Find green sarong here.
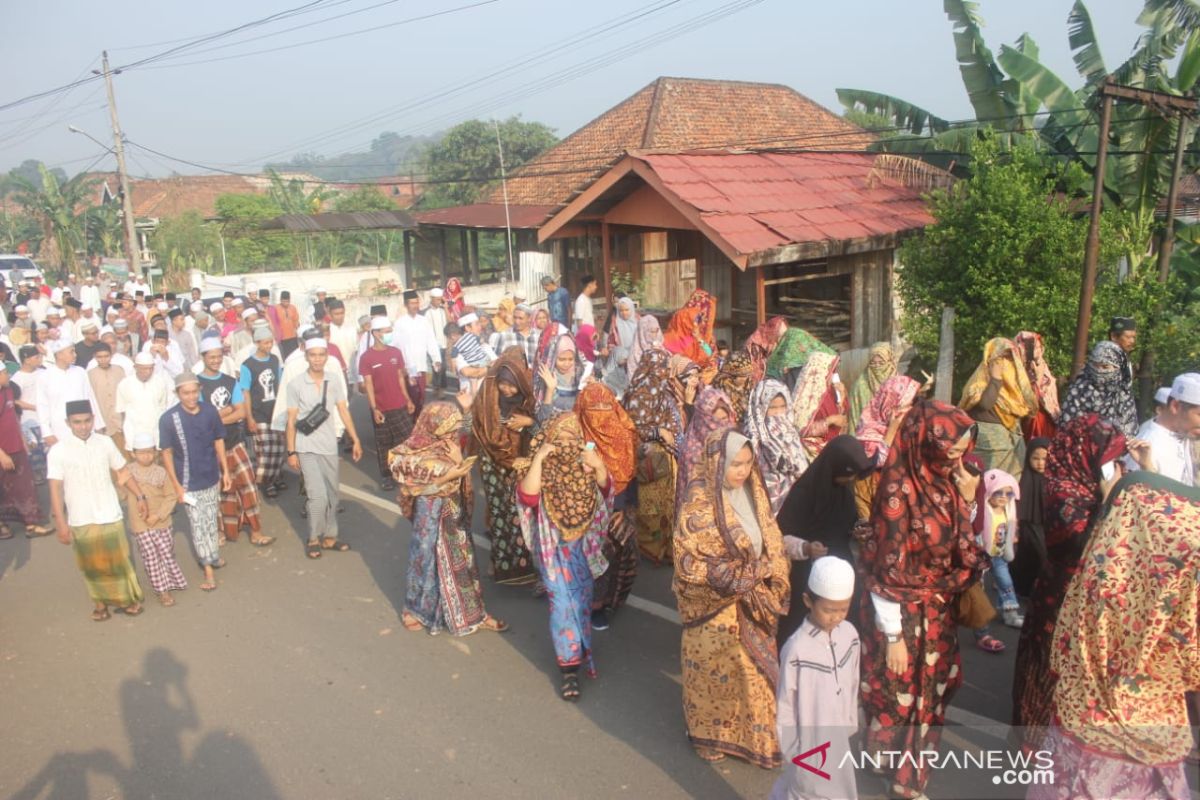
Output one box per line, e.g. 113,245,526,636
72,521,144,606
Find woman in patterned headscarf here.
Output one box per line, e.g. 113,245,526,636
744,379,809,513
743,316,788,383
516,412,612,701
1058,340,1138,437
959,337,1038,478
662,289,717,369
789,351,847,460
676,385,736,507
533,333,593,414
471,349,537,585
847,341,897,431
624,349,695,564
1031,474,1200,800
765,328,834,389
860,399,986,799
601,297,640,397
1010,415,1150,753
673,428,790,767
492,297,515,333
711,350,754,425
1013,331,1060,441
577,382,640,626
391,401,508,636
443,277,465,321
625,313,663,383
852,375,921,518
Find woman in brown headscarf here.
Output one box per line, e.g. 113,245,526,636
674,428,790,767
516,412,612,701
576,382,640,628
471,348,538,585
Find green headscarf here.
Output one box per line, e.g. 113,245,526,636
764,328,834,381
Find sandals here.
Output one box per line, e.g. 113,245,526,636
976,634,1006,653
118,603,144,616
0,523,12,540
401,612,424,632
264,486,279,499
532,581,547,599
91,607,111,622
158,593,176,607
26,524,54,538
695,747,726,763
250,535,275,547
306,542,323,559
321,538,350,552
560,672,580,702
479,615,509,633
200,582,217,592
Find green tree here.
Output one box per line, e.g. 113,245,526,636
418,116,557,209
329,186,403,266
0,210,41,254
151,211,222,288
84,202,124,259
8,165,99,273
897,134,1156,392
213,193,291,273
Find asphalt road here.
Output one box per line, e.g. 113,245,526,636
0,395,1083,800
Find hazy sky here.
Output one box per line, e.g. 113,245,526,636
0,0,1143,177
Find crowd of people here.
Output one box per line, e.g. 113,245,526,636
2,267,1199,800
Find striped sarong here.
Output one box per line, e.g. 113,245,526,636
184,484,222,566
253,428,286,485
133,526,188,594
220,443,261,541
71,521,144,606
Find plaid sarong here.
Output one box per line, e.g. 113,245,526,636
253,429,286,485
373,407,414,478
133,526,188,594
71,521,144,606
220,443,261,541
184,484,222,567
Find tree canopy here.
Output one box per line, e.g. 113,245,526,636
417,116,558,209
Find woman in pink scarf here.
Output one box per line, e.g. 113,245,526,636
852,375,921,518
1013,331,1060,441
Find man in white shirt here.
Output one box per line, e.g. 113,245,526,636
326,300,360,383
573,274,598,332
36,338,102,446
1126,373,1200,486
116,352,172,451
423,288,449,393
141,329,184,379
79,275,101,311
392,289,441,417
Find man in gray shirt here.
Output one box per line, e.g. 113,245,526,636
285,338,362,559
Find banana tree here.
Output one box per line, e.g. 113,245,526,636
8,165,99,273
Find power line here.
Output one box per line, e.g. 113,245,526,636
107,0,360,51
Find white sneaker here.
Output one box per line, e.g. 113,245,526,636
1002,608,1025,629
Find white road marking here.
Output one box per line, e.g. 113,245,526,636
337,481,992,727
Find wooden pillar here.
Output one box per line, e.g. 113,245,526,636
755,267,766,326
438,228,448,285
470,230,480,286
458,229,470,285
601,220,613,310
402,230,412,285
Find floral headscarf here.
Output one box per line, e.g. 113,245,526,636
625,349,686,453
471,348,534,469
533,333,582,401
743,316,788,382
789,351,839,432
668,354,700,408
517,412,598,540
847,342,897,431
959,337,1038,432
1059,341,1138,437
493,297,515,333
711,350,754,423
677,385,735,504
390,401,465,518
626,314,663,380
576,382,639,495
662,290,717,366
1043,414,1127,553
855,375,921,461
864,399,986,602
1013,331,1060,420
744,379,809,512
443,278,465,321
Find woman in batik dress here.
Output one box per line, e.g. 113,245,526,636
392,400,508,636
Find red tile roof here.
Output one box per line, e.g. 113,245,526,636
633,151,933,260
489,77,874,206
412,203,559,229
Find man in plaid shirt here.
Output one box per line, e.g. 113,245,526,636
488,303,538,368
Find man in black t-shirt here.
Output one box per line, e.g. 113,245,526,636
198,340,273,547
239,327,286,497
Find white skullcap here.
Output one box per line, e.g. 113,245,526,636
457,312,478,326
1155,387,1172,406
807,556,855,601
46,307,62,316
131,432,156,450
79,320,99,332
134,352,156,366
429,288,443,297
231,297,244,306
241,307,257,320
199,338,224,354
370,317,392,331
314,285,326,293
1170,372,1200,405
156,302,169,311
100,325,114,335
13,304,28,313
209,302,224,313
190,301,204,312
113,318,128,328
46,339,73,355
305,337,328,350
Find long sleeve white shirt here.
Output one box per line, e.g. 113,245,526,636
392,312,441,378
36,363,102,442
115,372,172,447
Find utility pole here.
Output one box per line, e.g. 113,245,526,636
493,119,515,284
97,51,142,278
1072,79,1114,377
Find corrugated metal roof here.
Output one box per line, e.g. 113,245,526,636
412,203,558,230
259,210,417,232
635,151,934,256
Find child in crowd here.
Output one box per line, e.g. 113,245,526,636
773,556,860,800
1012,438,1049,596
121,432,188,607
973,469,1023,653
714,339,730,371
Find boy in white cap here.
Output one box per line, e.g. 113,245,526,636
773,555,860,800
121,431,188,606
1125,372,1199,486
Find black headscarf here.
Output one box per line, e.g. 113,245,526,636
774,435,873,644
1011,437,1050,595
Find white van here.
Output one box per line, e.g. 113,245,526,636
0,254,47,288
